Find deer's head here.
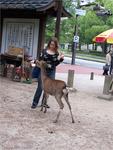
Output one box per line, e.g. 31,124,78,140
36,60,48,69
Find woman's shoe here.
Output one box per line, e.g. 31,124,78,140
31,104,37,109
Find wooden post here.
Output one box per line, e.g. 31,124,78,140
90,72,94,80
103,75,112,95
67,70,74,87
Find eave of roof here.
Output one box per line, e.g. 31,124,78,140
0,0,54,10
0,0,71,17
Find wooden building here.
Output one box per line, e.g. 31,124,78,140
0,0,70,58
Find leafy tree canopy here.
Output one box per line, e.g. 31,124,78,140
45,0,113,46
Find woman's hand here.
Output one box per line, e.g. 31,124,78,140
58,52,64,60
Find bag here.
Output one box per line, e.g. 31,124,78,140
32,66,40,79
103,64,109,71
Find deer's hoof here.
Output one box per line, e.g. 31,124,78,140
44,110,47,113
72,120,75,123
53,120,57,123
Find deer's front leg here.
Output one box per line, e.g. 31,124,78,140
40,93,45,112
44,93,49,113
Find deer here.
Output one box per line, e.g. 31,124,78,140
36,60,75,123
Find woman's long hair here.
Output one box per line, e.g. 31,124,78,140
46,37,59,53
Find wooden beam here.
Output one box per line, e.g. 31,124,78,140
1,9,46,19
37,15,47,58
55,0,62,40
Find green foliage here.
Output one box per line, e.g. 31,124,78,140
101,0,113,11
78,11,102,44
106,17,113,27
60,17,76,43
45,0,113,47
63,0,76,14
45,18,55,42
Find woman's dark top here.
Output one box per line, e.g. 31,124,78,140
39,49,63,72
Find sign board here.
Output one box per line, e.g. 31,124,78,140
73,36,79,43
76,9,86,16
2,19,39,58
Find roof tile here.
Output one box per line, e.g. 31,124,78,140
0,0,54,10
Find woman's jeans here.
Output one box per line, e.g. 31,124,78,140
32,69,56,106
110,65,113,75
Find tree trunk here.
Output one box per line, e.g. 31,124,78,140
79,43,81,51
87,43,89,51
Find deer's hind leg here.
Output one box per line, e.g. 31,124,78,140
53,94,64,123
63,91,75,123
41,92,48,113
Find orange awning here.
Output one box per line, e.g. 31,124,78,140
93,29,113,44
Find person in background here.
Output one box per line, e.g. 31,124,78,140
109,51,113,75
31,37,64,109
103,50,112,75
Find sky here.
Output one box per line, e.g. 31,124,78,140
72,0,96,6
80,0,96,6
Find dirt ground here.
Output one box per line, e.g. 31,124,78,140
0,73,113,150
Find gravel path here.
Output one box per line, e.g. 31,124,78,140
0,73,113,150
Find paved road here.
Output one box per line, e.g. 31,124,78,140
57,63,103,75
63,57,105,70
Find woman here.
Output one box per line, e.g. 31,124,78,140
103,50,112,75
31,37,64,109
109,52,113,75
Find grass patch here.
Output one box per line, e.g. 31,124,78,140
62,50,105,63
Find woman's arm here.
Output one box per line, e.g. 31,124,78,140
54,52,64,66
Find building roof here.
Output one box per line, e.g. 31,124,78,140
0,0,71,17
0,0,55,11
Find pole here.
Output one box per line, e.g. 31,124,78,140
71,0,80,65
71,15,78,65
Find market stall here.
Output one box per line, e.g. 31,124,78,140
0,47,32,82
